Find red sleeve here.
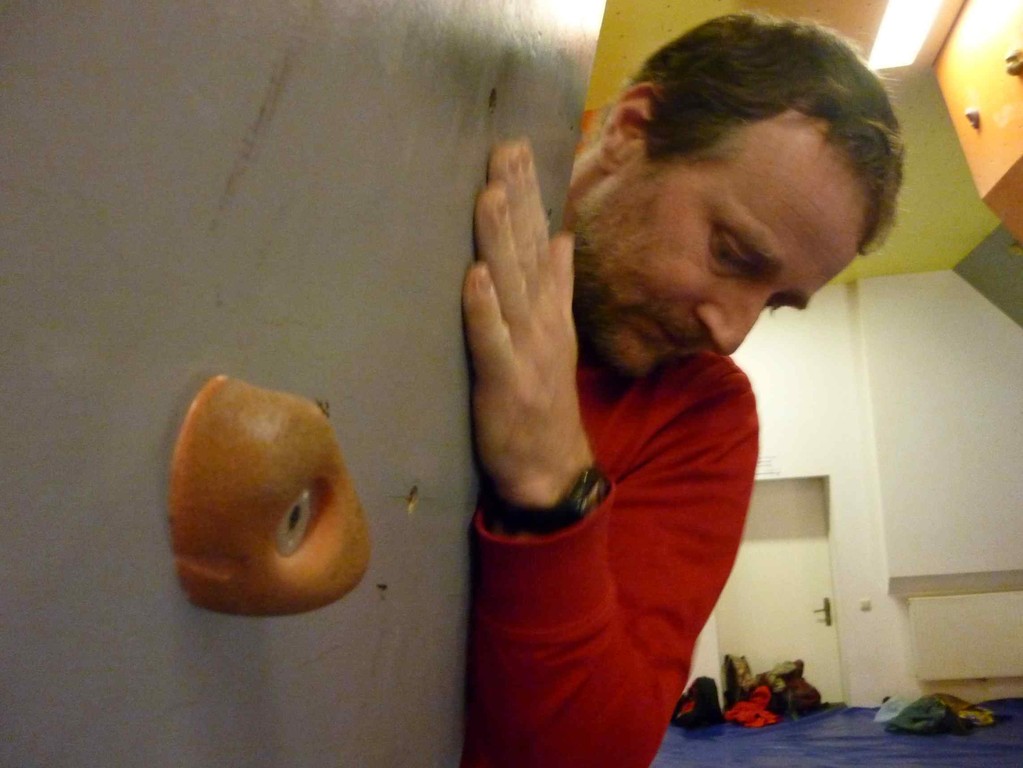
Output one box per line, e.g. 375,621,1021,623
462,355,759,768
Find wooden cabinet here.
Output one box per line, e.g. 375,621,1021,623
935,0,1023,240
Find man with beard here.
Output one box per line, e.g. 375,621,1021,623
459,13,903,768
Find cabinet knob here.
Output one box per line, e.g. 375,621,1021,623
1008,48,1023,77
965,107,981,130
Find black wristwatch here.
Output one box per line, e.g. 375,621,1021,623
491,466,610,535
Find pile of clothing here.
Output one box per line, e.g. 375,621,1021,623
671,656,825,730
876,693,997,734
721,655,824,728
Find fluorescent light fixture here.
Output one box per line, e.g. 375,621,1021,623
868,0,944,70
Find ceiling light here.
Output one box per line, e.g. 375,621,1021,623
868,0,944,70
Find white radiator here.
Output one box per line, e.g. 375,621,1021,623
908,592,1023,680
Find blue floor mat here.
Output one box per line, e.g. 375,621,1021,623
652,698,1023,768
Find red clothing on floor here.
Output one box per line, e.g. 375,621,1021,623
461,352,759,768
725,686,781,728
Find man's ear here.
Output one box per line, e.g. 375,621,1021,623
598,82,658,171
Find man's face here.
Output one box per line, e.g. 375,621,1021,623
573,111,866,377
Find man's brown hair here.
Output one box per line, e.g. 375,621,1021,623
634,13,904,253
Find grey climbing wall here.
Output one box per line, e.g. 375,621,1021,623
0,1,605,765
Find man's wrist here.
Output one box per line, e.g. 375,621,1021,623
488,465,610,535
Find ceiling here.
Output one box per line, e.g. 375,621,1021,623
583,0,1000,283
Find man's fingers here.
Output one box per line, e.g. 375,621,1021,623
489,141,548,291
517,147,551,251
487,140,521,184
549,232,576,313
462,263,514,382
475,184,530,325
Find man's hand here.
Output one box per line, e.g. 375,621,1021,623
463,140,594,511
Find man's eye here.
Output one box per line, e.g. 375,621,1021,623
720,249,749,269
716,240,760,274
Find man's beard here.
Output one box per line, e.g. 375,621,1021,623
573,231,642,376
571,167,707,378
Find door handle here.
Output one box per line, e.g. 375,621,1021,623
813,597,832,626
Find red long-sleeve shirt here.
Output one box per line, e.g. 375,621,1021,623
461,352,759,768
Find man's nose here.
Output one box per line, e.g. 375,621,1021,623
695,291,767,356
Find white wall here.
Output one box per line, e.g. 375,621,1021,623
858,271,1023,586
702,271,1023,706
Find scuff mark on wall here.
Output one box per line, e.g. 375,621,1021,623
209,0,318,230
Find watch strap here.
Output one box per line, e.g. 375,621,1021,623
491,466,610,535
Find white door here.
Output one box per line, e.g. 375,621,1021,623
713,477,845,704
